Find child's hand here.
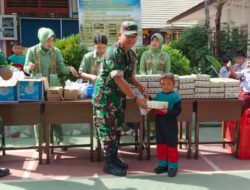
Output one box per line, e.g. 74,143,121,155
161,105,168,113
226,61,233,72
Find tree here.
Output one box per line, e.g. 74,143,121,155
205,0,212,51
214,0,227,57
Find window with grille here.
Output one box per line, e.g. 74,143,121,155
6,0,68,8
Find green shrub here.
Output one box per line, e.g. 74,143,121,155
54,34,88,82
135,45,149,73
171,25,210,74
162,44,191,75
171,23,248,76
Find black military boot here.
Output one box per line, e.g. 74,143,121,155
112,152,129,170
103,156,127,176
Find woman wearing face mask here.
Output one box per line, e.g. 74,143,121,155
24,27,78,149
139,33,171,75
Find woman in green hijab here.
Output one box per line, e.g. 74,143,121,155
24,27,78,148
139,33,171,75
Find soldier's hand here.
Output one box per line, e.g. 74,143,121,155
136,97,148,109
137,83,147,95
90,74,97,82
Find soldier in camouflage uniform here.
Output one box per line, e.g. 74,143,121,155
92,21,148,176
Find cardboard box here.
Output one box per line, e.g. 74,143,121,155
0,80,17,102
47,86,63,101
64,87,79,100
18,79,44,101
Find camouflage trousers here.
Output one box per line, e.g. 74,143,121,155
93,106,125,157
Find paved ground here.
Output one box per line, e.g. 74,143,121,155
1,126,250,190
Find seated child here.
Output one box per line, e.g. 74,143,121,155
219,56,231,78
228,56,250,114
8,41,25,71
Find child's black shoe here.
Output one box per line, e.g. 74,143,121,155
168,168,177,177
154,166,168,174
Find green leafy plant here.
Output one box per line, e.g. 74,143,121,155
162,44,191,75
135,45,149,73
171,25,210,74
54,34,88,82
205,55,221,76
171,23,248,75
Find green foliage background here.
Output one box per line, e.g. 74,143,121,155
54,34,88,82
171,23,248,76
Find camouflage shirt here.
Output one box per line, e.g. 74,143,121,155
92,42,136,109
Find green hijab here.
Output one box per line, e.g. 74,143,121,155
150,33,164,54
37,27,55,50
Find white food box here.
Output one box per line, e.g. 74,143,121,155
210,87,225,93
147,74,162,82
178,89,194,95
192,74,210,81
195,94,210,99
179,75,195,83
225,92,240,98
175,82,179,87
225,86,241,92
181,94,194,99
147,88,162,94
209,93,224,98
148,82,161,88
139,82,148,87
210,78,225,87
195,81,210,87
146,100,168,109
174,74,180,81
135,75,148,82
179,83,195,89
195,88,210,93
223,78,240,87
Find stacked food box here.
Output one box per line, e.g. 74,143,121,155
224,78,241,98
210,78,240,98
209,78,225,98
134,74,241,99
192,74,210,98
146,75,162,98
178,75,195,99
